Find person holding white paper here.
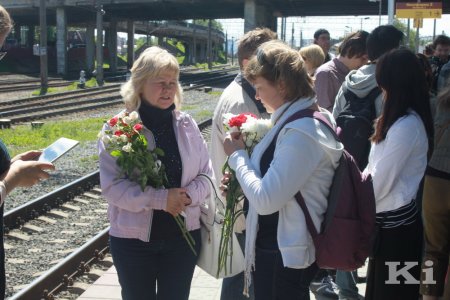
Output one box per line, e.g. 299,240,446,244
0,5,55,299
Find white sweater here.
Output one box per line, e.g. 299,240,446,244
364,110,428,213
228,98,343,289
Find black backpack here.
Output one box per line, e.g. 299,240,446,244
335,87,381,170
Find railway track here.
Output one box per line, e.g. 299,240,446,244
6,118,212,300
0,68,236,125
0,79,74,93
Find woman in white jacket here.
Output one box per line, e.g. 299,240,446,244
223,40,343,299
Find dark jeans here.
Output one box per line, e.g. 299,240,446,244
110,229,201,300
221,232,254,300
253,247,318,300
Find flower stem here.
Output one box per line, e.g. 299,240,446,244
174,215,197,256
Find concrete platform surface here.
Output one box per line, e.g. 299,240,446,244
77,264,368,300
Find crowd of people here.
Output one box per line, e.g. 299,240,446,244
1,3,450,300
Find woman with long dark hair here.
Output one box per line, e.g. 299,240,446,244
364,48,433,300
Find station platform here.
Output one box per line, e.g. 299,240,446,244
77,263,368,300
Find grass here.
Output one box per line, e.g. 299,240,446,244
196,110,213,120
0,118,105,157
208,91,222,96
31,78,100,96
181,104,198,110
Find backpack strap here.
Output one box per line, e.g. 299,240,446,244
274,109,342,238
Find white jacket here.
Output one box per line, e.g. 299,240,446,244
210,78,269,232
228,98,343,288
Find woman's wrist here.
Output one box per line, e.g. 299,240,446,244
0,180,6,206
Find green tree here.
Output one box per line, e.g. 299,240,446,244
393,18,417,51
194,19,223,31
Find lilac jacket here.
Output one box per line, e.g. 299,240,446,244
98,110,213,242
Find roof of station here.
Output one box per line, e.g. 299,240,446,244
3,0,449,25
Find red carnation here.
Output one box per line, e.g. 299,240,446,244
114,130,124,136
133,123,143,131
108,116,118,127
228,114,248,128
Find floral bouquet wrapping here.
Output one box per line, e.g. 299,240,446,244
218,112,272,276
99,111,197,255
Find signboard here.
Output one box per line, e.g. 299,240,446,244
396,2,442,18
413,18,423,28
33,44,47,56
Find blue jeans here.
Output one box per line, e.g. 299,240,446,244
336,270,359,299
110,230,201,300
221,232,254,300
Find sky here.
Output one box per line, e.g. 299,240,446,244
218,14,450,47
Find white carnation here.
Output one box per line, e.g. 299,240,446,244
120,134,128,142
129,111,139,121
123,116,132,125
122,143,132,152
101,135,111,144
111,135,119,143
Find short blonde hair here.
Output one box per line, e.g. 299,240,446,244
299,44,325,71
121,46,182,111
244,40,315,102
0,5,13,36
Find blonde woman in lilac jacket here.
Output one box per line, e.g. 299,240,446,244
98,46,213,300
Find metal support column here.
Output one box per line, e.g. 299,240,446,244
207,19,212,70
39,0,48,90
86,23,95,74
56,7,67,76
96,5,104,86
109,19,118,74
127,20,135,70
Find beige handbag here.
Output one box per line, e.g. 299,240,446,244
197,174,245,279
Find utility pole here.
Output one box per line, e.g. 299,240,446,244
207,19,212,70
39,0,48,90
192,20,196,64
231,38,234,66
96,5,104,86
291,23,294,48
225,32,228,64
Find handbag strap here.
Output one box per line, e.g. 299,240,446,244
198,173,225,211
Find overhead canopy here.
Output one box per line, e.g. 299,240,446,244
3,0,449,25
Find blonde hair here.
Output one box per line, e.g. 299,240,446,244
244,40,315,102
299,44,325,71
121,46,182,111
0,5,13,36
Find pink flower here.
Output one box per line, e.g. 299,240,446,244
108,116,118,127
133,123,143,131
114,130,124,136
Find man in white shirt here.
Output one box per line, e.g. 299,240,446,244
210,27,275,300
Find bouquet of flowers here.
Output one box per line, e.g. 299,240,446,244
218,112,272,276
99,111,197,255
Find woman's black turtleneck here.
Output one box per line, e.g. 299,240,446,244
138,101,183,241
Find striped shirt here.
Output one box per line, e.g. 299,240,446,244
376,200,418,229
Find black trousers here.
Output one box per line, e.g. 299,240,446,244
110,230,201,300
253,247,318,300
365,216,423,300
